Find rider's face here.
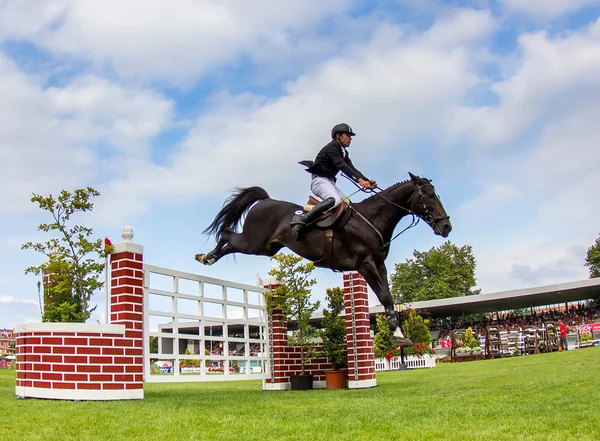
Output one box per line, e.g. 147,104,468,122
338,133,352,147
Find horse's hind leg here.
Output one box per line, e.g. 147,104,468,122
196,228,274,265
195,231,230,265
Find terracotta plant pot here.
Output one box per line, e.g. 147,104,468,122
325,369,347,390
290,374,313,390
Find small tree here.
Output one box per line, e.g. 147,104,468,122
265,253,320,376
149,336,159,354
585,233,600,278
22,188,111,322
373,314,397,359
463,327,480,349
401,309,432,345
321,287,347,371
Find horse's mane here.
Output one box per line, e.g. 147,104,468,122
363,179,412,200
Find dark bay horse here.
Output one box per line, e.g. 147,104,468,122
195,172,451,340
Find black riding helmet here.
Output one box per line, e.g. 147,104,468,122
331,123,356,139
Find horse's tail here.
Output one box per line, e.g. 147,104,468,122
203,186,270,241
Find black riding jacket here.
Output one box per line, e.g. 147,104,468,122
300,140,368,183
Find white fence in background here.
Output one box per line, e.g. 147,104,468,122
143,264,268,382
375,354,436,371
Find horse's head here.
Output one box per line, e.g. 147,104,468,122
408,172,452,238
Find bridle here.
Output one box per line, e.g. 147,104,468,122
343,177,450,249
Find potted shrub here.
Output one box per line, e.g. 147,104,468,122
266,253,320,390
579,332,593,348
321,287,348,389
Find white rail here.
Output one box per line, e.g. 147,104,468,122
143,264,269,382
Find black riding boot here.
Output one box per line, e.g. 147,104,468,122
291,197,336,241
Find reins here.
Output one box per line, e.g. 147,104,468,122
340,174,439,249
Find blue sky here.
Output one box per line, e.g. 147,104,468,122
2,0,600,328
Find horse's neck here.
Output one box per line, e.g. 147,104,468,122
357,183,414,241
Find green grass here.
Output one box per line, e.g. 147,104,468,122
2,348,599,441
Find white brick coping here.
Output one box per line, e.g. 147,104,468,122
15,386,143,401
16,323,126,335
113,241,143,255
348,379,377,389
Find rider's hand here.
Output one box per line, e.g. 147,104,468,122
358,178,374,190
369,179,377,188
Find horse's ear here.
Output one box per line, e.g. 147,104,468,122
409,172,418,181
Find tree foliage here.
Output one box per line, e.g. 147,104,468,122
320,287,347,370
585,233,600,278
265,253,320,375
390,241,480,303
21,188,111,323
401,309,432,346
373,314,396,359
462,327,480,349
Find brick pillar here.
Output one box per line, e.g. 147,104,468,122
109,226,144,392
344,271,376,389
262,278,291,391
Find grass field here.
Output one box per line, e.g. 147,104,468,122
1,348,599,441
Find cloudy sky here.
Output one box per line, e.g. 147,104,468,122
2,0,600,328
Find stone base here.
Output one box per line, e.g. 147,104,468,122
15,386,144,401
262,380,327,391
313,380,326,389
263,382,290,391
348,378,377,389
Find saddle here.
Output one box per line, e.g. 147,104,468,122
301,196,352,229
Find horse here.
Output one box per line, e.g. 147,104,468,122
195,172,451,341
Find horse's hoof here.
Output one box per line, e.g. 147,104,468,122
195,253,216,266
392,336,413,347
391,328,412,347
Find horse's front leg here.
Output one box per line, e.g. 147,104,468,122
358,259,409,344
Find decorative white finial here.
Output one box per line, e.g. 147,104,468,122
122,226,134,242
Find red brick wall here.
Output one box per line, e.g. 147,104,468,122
344,272,376,386
15,326,142,395
265,305,334,387
110,249,144,366
14,235,145,400
264,271,376,390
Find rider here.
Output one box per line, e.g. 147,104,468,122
292,123,377,240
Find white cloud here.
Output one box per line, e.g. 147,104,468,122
501,0,600,19
2,3,600,328
0,0,353,84
0,51,174,214
0,295,38,305
453,18,600,147
448,18,600,293
98,9,496,212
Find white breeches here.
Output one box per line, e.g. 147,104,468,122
311,176,345,206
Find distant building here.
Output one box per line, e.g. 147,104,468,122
0,328,16,357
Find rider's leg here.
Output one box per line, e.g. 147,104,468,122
311,176,344,206
291,197,335,241
291,177,342,241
